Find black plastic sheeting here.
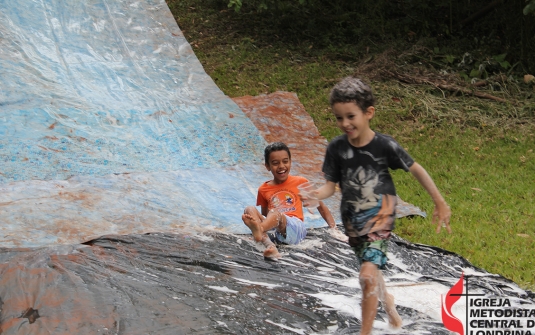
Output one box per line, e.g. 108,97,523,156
1,229,533,334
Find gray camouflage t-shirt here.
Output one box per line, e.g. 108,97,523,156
322,132,414,239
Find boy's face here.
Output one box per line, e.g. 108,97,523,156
332,102,375,146
265,150,291,184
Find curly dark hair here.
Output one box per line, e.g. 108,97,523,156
329,76,375,112
264,142,291,165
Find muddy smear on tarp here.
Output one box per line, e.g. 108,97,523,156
233,91,329,179
1,229,533,334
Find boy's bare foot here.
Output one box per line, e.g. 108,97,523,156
263,245,281,259
384,293,402,329
242,213,264,242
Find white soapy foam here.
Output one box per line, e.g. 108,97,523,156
207,286,239,294
277,258,316,268
328,228,349,242
287,238,325,250
293,252,359,275
220,305,235,310
233,277,281,289
220,260,253,269
310,293,360,318
335,247,355,256
264,319,306,334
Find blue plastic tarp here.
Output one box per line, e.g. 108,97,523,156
0,0,265,181
0,0,290,248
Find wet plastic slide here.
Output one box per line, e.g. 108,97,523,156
1,1,534,334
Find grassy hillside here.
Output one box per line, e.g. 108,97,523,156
167,0,535,290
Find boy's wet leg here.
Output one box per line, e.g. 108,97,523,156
242,206,265,242
261,235,281,259
259,209,284,234
377,271,402,328
359,261,379,335
258,210,284,259
243,208,282,242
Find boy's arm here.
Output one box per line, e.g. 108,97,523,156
316,201,336,228
299,181,336,205
409,162,452,233
314,181,337,200
299,180,336,228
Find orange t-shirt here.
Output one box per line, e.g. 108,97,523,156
256,175,308,222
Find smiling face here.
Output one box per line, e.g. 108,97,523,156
332,101,375,147
265,149,291,184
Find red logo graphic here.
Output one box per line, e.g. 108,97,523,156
441,273,464,335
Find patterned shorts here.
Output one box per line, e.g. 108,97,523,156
351,230,391,269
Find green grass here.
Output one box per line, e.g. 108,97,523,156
391,126,535,289
167,0,535,290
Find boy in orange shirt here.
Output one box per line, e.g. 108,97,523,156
242,142,336,258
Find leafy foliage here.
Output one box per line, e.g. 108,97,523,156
525,0,535,15
220,0,535,73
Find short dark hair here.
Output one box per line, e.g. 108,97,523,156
264,142,291,165
329,76,375,112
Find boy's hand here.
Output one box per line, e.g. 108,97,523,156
408,163,452,234
298,193,310,207
299,190,319,208
315,199,336,229
433,201,451,233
